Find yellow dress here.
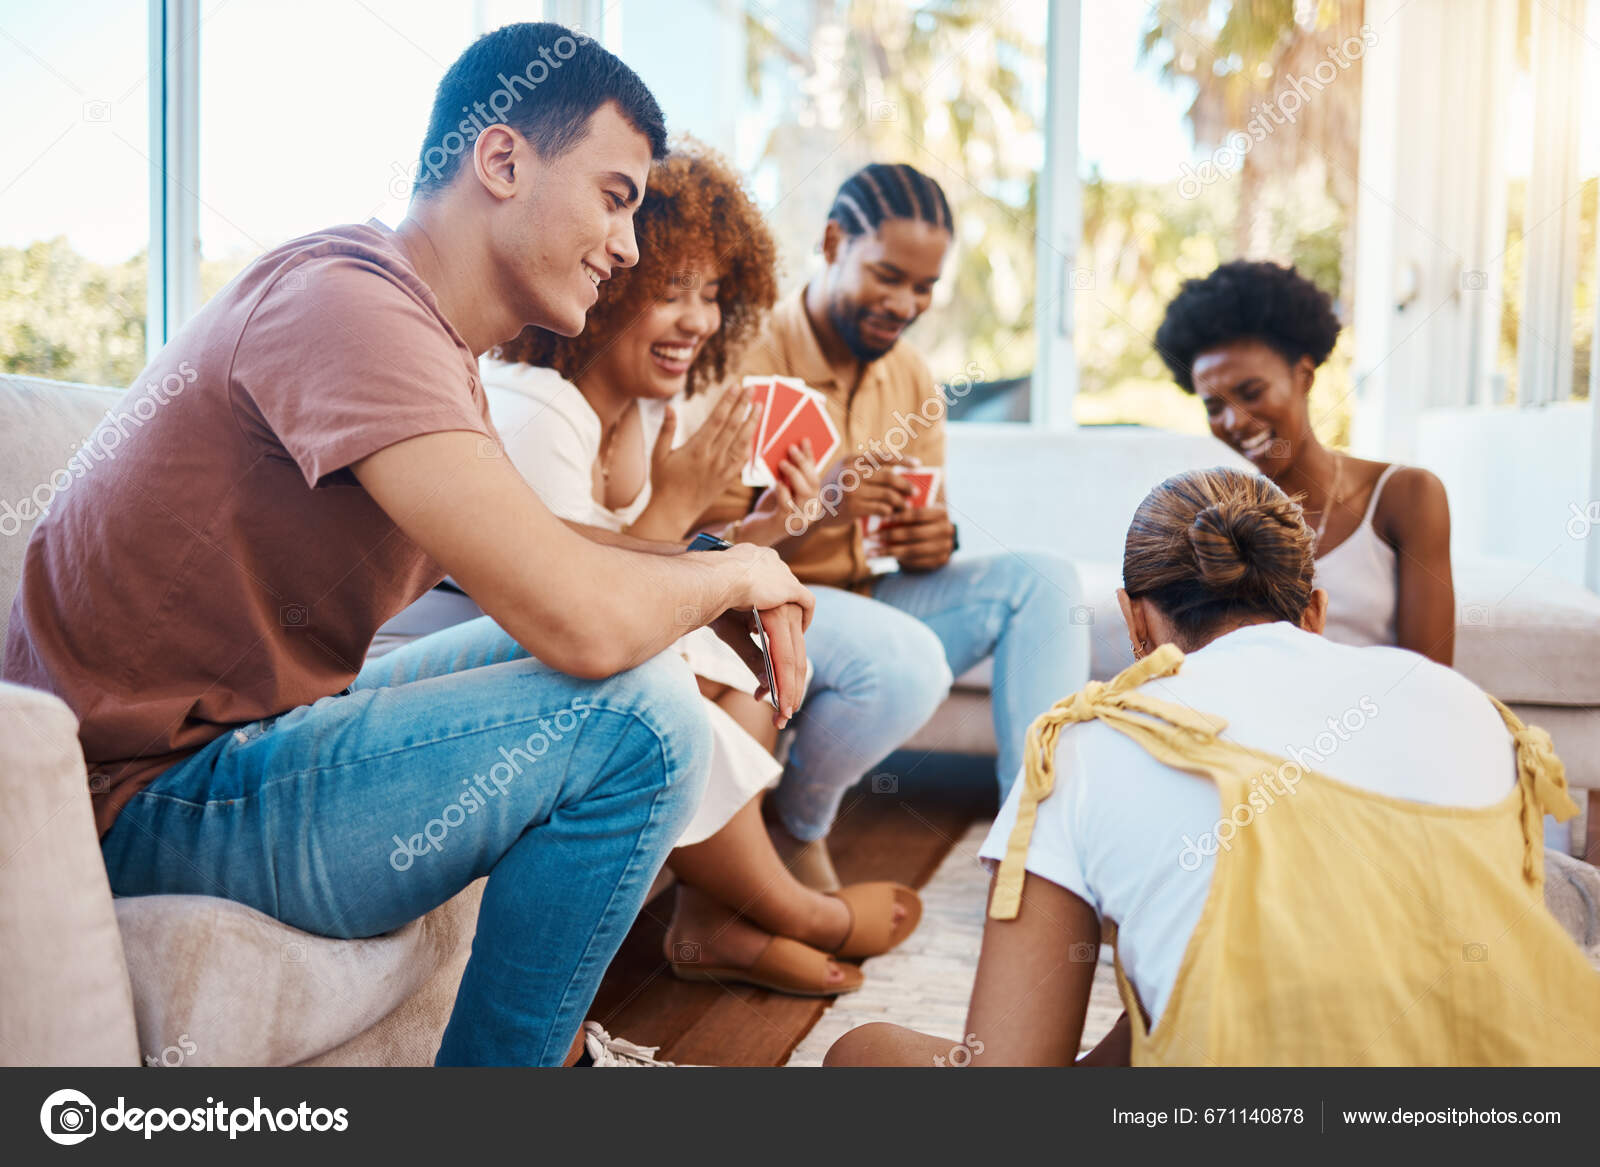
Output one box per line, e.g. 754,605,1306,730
991,644,1600,1066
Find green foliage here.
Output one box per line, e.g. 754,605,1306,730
0,237,147,387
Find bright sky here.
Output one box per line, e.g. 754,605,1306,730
2,0,1593,266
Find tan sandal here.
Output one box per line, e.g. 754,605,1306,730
827,881,923,959
671,935,864,997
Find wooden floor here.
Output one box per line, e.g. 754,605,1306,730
587,753,998,1066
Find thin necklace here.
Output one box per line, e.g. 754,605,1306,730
1313,452,1344,548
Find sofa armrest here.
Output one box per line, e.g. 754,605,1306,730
0,682,139,1065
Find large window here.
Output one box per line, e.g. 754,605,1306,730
0,0,149,386
197,1,480,305
1075,0,1367,440
616,0,1049,421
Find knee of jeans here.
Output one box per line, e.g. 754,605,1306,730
877,618,953,724
617,651,713,817
1007,551,1086,617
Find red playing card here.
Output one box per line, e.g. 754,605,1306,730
901,466,942,509
760,378,809,449
741,377,778,486
859,465,942,542
760,391,840,483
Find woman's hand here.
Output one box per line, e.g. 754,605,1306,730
648,385,758,522
741,440,825,545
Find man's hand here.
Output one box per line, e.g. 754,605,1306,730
709,602,808,729
874,506,955,572
820,459,916,525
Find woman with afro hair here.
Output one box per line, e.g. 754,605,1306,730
1154,260,1454,665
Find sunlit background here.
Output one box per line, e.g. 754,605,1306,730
2,0,1596,439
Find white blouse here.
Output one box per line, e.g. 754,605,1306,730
479,360,670,531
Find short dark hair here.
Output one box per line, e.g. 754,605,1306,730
1154,260,1341,393
411,22,667,199
827,163,953,238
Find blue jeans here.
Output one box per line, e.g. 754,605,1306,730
774,551,1090,839
875,552,1090,798
772,585,953,840
100,616,711,1066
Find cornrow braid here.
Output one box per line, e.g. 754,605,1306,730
827,162,953,237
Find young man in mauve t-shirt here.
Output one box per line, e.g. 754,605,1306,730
2,23,812,1067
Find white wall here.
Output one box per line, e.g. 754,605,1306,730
1416,403,1596,585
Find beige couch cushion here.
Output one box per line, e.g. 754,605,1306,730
952,557,1600,708
1452,557,1600,706
0,682,140,1065
117,878,484,1067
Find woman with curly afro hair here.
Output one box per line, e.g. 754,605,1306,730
469,140,921,1002
1154,260,1454,665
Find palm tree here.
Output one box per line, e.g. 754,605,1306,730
1140,0,1365,307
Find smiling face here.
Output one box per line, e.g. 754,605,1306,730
819,217,950,362
1192,338,1317,477
585,259,724,400
492,101,654,338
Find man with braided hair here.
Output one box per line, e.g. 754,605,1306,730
699,162,1090,884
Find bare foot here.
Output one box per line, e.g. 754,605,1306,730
665,885,851,988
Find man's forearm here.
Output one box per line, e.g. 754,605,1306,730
563,518,686,556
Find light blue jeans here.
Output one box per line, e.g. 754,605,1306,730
100,616,711,1066
774,551,1090,839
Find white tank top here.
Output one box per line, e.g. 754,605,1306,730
1314,463,1401,648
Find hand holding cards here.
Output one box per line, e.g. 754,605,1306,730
741,376,841,488
859,465,942,541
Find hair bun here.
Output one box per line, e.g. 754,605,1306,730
1188,497,1303,598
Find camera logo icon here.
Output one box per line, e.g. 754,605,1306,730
1462,941,1488,962
673,941,701,963
870,773,898,794
40,1088,97,1145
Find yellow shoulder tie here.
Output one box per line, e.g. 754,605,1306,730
990,643,1223,920
1487,696,1578,884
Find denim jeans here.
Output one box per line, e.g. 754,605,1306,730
875,551,1090,798
100,616,711,1066
773,551,1089,839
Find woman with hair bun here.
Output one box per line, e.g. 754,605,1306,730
825,468,1597,1066
1155,260,1455,664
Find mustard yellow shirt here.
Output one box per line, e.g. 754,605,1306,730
993,645,1600,1066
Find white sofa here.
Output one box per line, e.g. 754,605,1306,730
908,424,1600,859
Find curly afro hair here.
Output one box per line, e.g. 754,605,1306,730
494,138,779,396
1154,260,1341,393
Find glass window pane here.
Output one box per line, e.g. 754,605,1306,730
197,1,478,309
1077,0,1366,441
622,0,1047,422
0,0,150,386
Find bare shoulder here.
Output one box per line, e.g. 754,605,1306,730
1373,463,1450,544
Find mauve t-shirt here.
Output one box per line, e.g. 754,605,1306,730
3,221,497,836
